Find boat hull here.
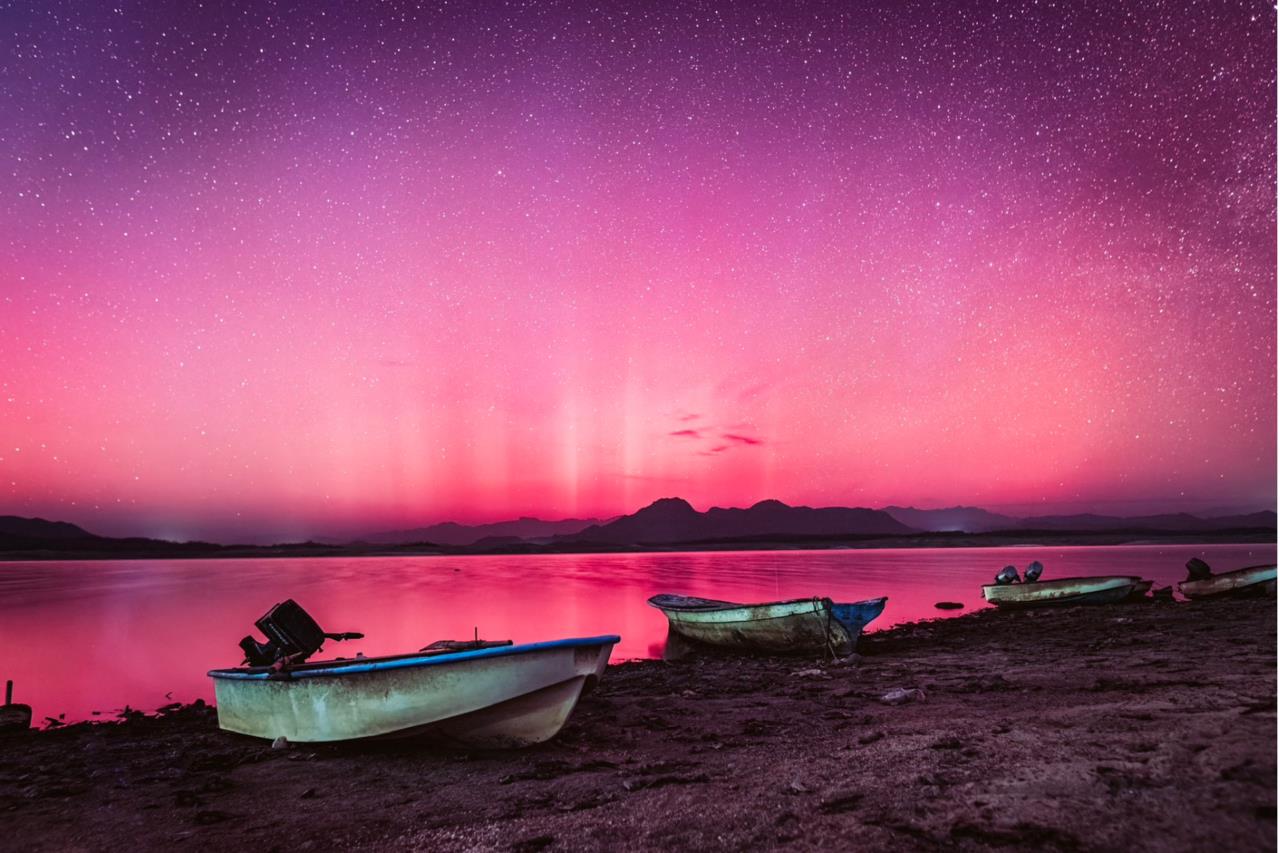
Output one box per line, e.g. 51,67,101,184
648,595,887,656
1178,565,1277,600
982,576,1145,608
208,636,618,747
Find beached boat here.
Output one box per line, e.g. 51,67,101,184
1178,564,1277,600
208,635,619,746
647,594,887,656
981,575,1146,608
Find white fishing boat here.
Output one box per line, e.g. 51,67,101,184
647,594,887,656
208,635,619,747
1178,564,1277,600
981,575,1146,608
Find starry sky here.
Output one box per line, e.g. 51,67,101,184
1,0,1275,542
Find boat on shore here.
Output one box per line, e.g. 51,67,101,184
208,635,619,747
982,575,1147,608
647,594,887,656
1178,564,1277,600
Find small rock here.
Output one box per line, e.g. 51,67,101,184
880,687,926,706
271,736,290,750
785,779,810,794
174,790,202,807
791,668,829,679
193,810,233,826
832,654,861,668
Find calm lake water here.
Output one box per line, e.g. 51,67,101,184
1,542,1273,724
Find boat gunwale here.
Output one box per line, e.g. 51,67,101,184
647,594,887,614
980,575,1143,594
207,635,620,682
1180,563,1276,582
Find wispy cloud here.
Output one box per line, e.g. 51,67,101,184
669,415,765,455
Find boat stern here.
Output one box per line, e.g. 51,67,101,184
829,597,888,636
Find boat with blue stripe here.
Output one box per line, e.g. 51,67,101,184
209,635,619,747
648,594,887,656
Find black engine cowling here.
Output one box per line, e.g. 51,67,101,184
239,599,362,666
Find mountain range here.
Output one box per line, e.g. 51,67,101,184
0,499,1274,558
880,506,1277,535
564,498,913,545
361,516,601,547
357,502,1276,547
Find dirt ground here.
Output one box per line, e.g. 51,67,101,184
2,597,1275,852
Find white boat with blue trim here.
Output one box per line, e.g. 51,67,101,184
647,594,887,656
208,635,619,747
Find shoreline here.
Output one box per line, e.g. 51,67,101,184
3,597,1274,851
1,528,1274,562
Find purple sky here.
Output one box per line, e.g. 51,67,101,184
1,0,1275,542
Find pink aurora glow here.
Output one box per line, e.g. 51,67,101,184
0,0,1274,542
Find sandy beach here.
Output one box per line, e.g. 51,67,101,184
3,597,1274,852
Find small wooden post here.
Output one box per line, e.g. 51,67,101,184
4,680,11,705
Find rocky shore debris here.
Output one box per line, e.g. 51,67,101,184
880,687,926,705
1,598,1274,852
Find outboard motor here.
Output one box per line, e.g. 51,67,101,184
239,599,363,667
1185,558,1212,581
1024,561,1044,583
994,565,1020,585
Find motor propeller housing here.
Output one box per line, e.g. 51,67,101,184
238,599,363,666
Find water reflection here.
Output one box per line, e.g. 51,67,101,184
0,543,1272,723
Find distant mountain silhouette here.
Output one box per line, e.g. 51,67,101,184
1208,510,1279,529
1016,510,1278,532
566,497,916,545
881,505,1018,533
362,516,601,546
880,507,1276,534
0,516,352,558
0,516,97,540
1,504,1272,560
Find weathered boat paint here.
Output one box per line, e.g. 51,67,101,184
1178,564,1277,600
981,576,1146,608
646,594,887,656
208,635,618,746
